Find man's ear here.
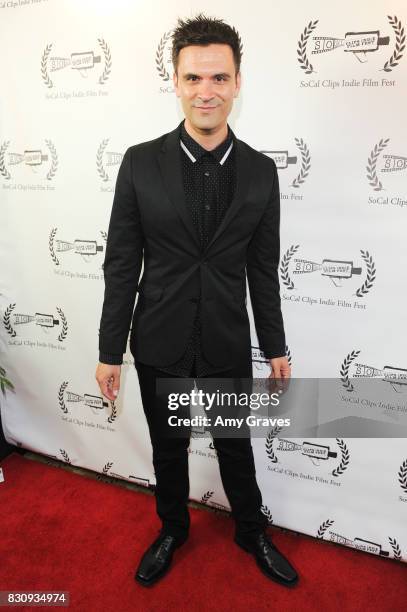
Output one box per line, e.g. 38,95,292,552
173,71,180,97
234,71,241,97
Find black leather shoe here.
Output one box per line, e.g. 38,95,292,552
235,532,298,587
135,534,186,587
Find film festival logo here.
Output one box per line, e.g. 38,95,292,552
3,303,68,347
317,520,402,561
155,28,243,92
340,350,407,394
266,426,349,480
58,382,117,425
297,15,405,88
49,227,106,279
261,138,311,198
96,139,123,190
41,39,111,98
280,246,376,305
81,461,151,490
251,344,292,374
0,140,58,187
366,138,407,209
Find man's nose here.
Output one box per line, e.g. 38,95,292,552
197,80,215,101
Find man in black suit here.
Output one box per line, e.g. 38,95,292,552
96,14,298,588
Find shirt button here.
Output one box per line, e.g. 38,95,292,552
204,171,210,177
205,204,211,210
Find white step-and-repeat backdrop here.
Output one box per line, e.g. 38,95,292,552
1,0,406,563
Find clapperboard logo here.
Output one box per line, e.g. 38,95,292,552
298,15,405,74
276,439,337,466
96,139,123,183
58,382,118,423
49,228,106,266
265,430,349,477
280,246,376,296
0,140,58,181
366,138,407,192
41,39,112,88
3,304,68,341
261,139,311,189
340,351,407,394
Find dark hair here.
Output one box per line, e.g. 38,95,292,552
171,13,242,75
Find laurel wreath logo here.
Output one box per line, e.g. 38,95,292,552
398,458,407,493
41,43,53,88
49,227,59,266
280,244,300,289
44,139,58,180
291,138,311,188
96,461,114,480
388,537,402,561
98,38,112,85
366,138,389,191
340,349,361,392
3,304,16,337
0,141,11,179
155,31,173,81
200,490,214,504
107,402,117,423
96,139,109,181
55,307,68,342
265,425,283,463
317,518,335,539
297,20,319,74
261,505,273,524
355,250,376,297
331,439,350,477
382,15,406,72
58,381,69,414
59,448,71,464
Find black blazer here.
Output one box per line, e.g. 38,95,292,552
99,122,286,369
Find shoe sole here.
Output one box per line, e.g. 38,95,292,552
234,538,299,588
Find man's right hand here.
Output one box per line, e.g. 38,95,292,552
96,363,121,401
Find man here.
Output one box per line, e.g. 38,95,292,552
96,14,298,588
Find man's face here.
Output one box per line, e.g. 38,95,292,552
173,43,241,133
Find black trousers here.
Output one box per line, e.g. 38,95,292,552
134,354,268,543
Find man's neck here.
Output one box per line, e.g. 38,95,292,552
183,118,228,151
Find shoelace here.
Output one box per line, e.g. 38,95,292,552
155,536,175,561
258,533,273,555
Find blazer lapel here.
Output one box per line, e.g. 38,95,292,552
158,124,201,250
203,137,251,254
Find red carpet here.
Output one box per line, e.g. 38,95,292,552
0,453,406,612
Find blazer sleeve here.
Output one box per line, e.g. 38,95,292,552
98,147,144,362
246,159,286,359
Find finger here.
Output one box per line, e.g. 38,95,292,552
99,377,115,402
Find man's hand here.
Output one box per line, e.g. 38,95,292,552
269,356,291,379
267,356,291,394
95,363,121,401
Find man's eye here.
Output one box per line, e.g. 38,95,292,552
187,76,198,81
215,76,226,81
